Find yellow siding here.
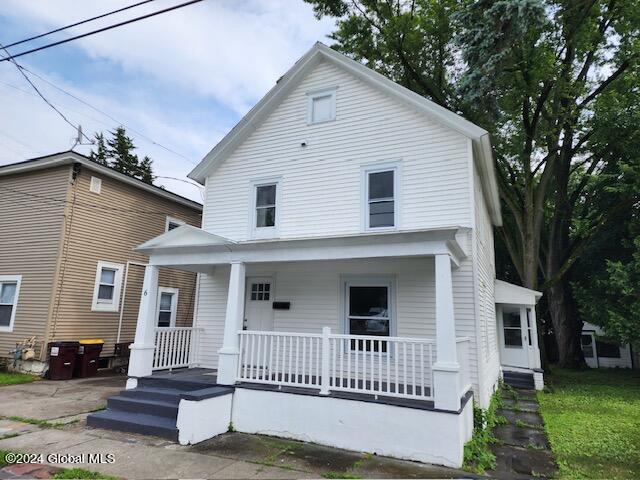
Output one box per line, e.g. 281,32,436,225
49,166,201,358
0,166,71,358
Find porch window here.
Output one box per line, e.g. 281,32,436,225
91,261,124,312
363,164,399,230
346,282,392,352
502,309,522,347
157,287,179,328
0,276,21,332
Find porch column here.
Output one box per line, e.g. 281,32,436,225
433,254,461,411
127,265,159,387
217,261,246,385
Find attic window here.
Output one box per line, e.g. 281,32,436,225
308,89,336,124
89,176,102,194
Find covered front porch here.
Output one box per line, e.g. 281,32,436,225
128,226,474,412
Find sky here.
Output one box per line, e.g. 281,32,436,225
0,0,335,201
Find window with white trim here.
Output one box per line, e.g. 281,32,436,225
166,216,185,232
250,178,281,238
89,176,102,194
157,287,179,328
0,275,21,332
363,165,398,230
344,277,394,352
91,261,124,312
307,89,336,124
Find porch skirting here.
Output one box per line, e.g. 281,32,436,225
229,387,474,468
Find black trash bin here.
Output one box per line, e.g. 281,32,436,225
48,341,79,380
73,339,104,378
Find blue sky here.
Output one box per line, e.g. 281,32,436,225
0,1,335,200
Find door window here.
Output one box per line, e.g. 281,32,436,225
250,283,271,301
502,309,523,348
581,334,594,358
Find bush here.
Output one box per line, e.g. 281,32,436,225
463,388,504,473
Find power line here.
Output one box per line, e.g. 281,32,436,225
0,0,204,63
0,42,93,143
3,0,157,49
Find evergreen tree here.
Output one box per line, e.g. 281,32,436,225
89,133,108,166
89,126,155,185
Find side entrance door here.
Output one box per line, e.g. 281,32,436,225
498,305,530,368
244,276,274,331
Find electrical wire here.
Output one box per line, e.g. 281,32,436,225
0,0,204,63
3,0,157,49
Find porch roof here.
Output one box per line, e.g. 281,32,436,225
494,280,542,306
136,225,468,272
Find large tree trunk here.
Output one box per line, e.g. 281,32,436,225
547,279,585,367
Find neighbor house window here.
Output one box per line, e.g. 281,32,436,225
595,339,621,358
91,261,124,312
344,278,394,352
165,216,185,232
307,89,336,124
363,165,399,230
250,178,281,238
0,275,21,332
157,287,179,328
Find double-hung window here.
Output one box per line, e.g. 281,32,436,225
251,178,281,238
157,287,179,328
0,275,21,332
307,88,336,124
91,261,124,312
363,165,398,230
344,277,394,352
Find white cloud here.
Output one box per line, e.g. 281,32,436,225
0,0,335,201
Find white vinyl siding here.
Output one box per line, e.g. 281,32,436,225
202,60,472,240
194,257,480,397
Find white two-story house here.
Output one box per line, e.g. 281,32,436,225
89,43,543,468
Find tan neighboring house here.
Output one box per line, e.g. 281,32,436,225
0,151,202,373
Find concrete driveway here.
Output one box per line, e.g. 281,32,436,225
0,374,478,479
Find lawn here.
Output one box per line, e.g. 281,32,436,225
0,371,37,386
538,368,640,480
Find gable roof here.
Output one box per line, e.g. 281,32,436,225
189,42,501,225
0,151,202,211
136,224,234,252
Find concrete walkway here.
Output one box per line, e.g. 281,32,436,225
0,374,479,479
487,387,556,479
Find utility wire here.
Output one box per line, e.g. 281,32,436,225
0,42,92,143
0,0,204,63
3,0,157,49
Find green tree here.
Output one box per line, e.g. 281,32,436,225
89,126,155,184
305,0,640,366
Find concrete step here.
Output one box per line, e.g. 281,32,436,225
107,395,179,419
120,387,183,405
503,372,535,390
87,410,178,441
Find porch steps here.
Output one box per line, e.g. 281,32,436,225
87,372,226,441
503,371,535,390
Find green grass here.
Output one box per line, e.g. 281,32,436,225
52,468,117,479
0,371,37,386
463,389,504,473
321,472,362,479
5,416,68,429
0,450,11,467
538,368,640,480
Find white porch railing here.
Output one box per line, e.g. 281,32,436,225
237,328,472,402
152,327,202,371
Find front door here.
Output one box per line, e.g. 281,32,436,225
498,305,530,368
244,277,274,331
581,332,598,368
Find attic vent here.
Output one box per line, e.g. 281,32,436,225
90,176,102,194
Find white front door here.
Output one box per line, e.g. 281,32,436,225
244,277,274,331
498,305,530,368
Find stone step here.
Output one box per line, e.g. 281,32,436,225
87,410,178,441
138,376,214,391
120,387,184,405
107,395,178,419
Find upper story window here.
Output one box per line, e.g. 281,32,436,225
0,275,21,332
250,178,281,239
363,164,399,230
307,88,336,124
89,176,102,194
166,216,185,232
91,261,124,312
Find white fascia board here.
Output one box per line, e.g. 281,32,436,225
142,227,468,268
494,279,543,305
